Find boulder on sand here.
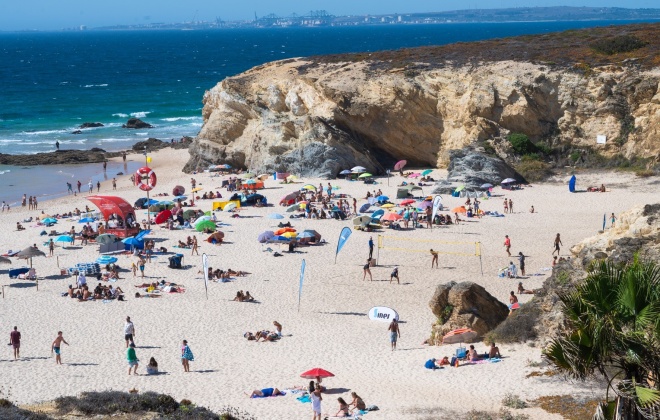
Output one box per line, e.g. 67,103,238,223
428,281,509,345
123,118,153,129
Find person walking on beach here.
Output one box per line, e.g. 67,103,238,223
103,161,107,172
388,319,400,351
67,182,73,194
430,249,439,268
191,236,199,256
96,181,100,192
504,235,511,257
55,141,60,150
368,236,374,259
518,252,527,276
553,233,563,256
48,238,54,257
363,259,373,281
138,257,145,278
610,213,617,227
122,152,126,162
51,331,69,365
127,342,139,375
10,326,21,359
503,199,508,214
112,178,117,190
124,316,135,348
181,340,194,372
88,180,93,194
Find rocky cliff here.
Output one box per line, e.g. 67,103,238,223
185,23,660,177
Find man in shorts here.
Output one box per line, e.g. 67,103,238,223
52,331,69,364
10,326,21,359
430,249,439,268
388,319,400,351
125,316,135,347
390,267,400,284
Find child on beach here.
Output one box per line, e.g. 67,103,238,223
131,262,137,277
181,340,194,372
51,331,69,365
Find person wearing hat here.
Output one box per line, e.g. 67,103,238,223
127,341,139,375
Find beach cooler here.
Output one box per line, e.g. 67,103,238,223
169,254,183,269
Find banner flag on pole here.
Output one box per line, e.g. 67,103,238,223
335,227,352,263
146,156,152,163
602,213,606,231
431,195,443,227
202,253,209,300
298,259,306,312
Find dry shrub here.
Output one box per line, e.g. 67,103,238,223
485,302,541,344
533,395,601,420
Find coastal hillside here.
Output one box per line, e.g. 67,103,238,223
185,23,660,177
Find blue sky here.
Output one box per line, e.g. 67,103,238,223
1,1,655,30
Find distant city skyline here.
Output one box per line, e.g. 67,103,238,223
1,1,658,31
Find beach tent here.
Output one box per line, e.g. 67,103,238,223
96,234,119,245
569,175,576,193
195,221,216,232
300,229,321,242
182,209,197,220
353,216,372,227
396,185,423,199
243,193,266,206
87,195,139,238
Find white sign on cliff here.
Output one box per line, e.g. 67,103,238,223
596,135,607,144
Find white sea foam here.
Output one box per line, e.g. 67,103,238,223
160,117,200,122
21,129,66,136
0,170,11,175
130,111,151,118
112,113,129,118
82,84,109,88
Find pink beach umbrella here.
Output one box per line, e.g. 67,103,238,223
394,160,407,171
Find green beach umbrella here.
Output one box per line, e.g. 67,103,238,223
358,173,373,178
183,209,197,220
195,220,216,232
422,169,433,176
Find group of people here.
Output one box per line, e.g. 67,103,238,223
21,194,39,210
67,282,124,301
233,290,255,302
244,321,282,342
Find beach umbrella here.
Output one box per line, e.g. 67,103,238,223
122,237,142,246
223,202,237,212
382,212,403,221
380,203,395,209
358,173,373,178
193,216,212,226
0,256,11,264
509,302,520,311
154,210,172,224
96,255,118,264
78,217,95,223
454,185,466,192
282,231,297,239
96,234,119,245
359,203,371,213
481,183,493,189
39,214,52,220
42,217,57,225
195,220,216,232
300,368,335,379
172,185,186,196
54,235,74,244
297,231,315,239
182,209,197,220
302,229,322,241
258,230,275,243
416,201,433,210
204,211,212,216
243,173,256,179
159,200,175,207
421,169,433,176
400,199,415,205
281,191,299,203
442,328,478,345
371,209,384,220
452,206,467,214
377,196,389,203
267,213,285,220
274,227,296,236
271,235,291,242
16,246,46,267
339,170,352,175
394,160,407,171
286,204,300,213
172,195,187,202
501,178,517,184
301,184,317,191
191,187,203,193
351,166,366,173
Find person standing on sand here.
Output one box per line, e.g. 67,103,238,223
388,319,400,351
33,196,38,210
77,180,81,193
430,249,439,268
181,340,194,372
10,326,21,359
352,198,357,215
363,259,373,281
67,182,73,194
88,180,93,194
48,238,54,256
103,161,107,172
112,178,117,190
518,252,527,276
122,152,126,162
138,257,145,278
55,141,60,150
368,236,374,259
425,206,432,228
610,213,617,227
503,199,508,214
504,235,511,257
96,181,100,192
191,236,199,256
124,316,135,348
553,233,563,256
508,198,513,213
51,331,69,365
127,342,139,375
311,384,322,420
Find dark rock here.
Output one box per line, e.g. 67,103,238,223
71,130,83,134
429,281,509,344
79,122,104,129
435,147,526,193
0,149,108,166
123,118,153,129
132,138,166,151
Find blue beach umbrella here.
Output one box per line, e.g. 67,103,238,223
122,237,142,246
173,196,187,202
42,218,58,225
359,203,371,213
422,169,433,176
96,255,118,264
377,196,389,203
79,217,95,223
267,213,285,219
297,231,315,239
54,235,73,243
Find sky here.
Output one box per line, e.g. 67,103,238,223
1,0,656,31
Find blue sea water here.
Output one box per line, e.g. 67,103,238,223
0,20,656,203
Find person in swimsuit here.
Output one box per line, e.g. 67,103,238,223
248,387,283,398
10,326,21,359
388,319,400,351
311,384,322,420
51,331,69,365
348,392,366,413
553,233,563,256
430,249,439,268
504,235,511,256
390,267,400,284
335,397,350,417
517,252,526,276
610,213,617,227
363,259,373,281
489,342,502,358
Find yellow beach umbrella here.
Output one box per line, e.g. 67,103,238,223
191,187,203,193
381,203,395,209
282,232,297,238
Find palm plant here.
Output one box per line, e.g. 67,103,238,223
544,259,660,419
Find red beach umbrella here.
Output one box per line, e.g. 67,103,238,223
173,185,186,196
400,199,415,205
394,160,407,171
154,209,172,224
442,328,478,345
300,368,335,379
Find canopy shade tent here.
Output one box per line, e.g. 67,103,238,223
87,195,138,238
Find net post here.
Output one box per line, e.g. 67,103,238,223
377,235,381,264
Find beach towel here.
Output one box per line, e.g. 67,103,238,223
296,395,311,403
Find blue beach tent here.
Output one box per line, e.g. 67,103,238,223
568,175,576,193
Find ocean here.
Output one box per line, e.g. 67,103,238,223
0,20,655,204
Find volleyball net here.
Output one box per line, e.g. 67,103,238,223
376,235,483,275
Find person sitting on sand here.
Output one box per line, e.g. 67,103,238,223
348,392,366,413
244,332,256,340
489,342,502,359
233,291,245,302
517,282,534,295
600,184,606,192
146,357,159,375
273,321,282,337
439,356,451,366
467,345,480,361
178,240,188,248
424,358,439,370
78,286,91,302
248,388,283,398
16,222,25,231
186,236,193,246
244,291,254,302
335,397,350,417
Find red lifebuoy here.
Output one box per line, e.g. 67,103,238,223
135,167,157,191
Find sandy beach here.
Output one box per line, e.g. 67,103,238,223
0,147,657,419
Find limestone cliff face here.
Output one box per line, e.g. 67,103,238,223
185,58,660,177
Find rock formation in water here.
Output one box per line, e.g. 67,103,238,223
185,23,660,177
123,118,153,129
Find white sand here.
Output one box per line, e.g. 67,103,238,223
0,148,657,419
